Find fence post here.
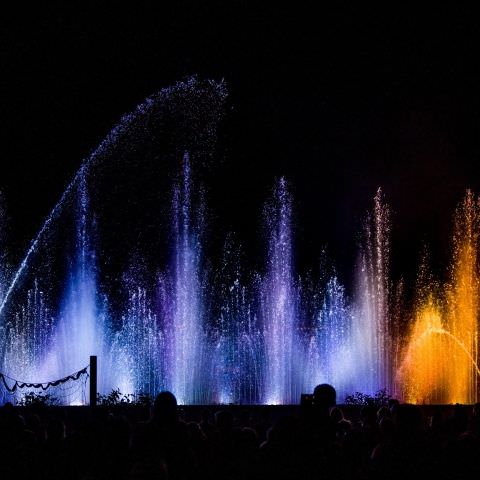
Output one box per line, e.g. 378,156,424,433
89,355,97,407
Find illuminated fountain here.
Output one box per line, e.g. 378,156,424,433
400,191,480,404
209,236,263,405
2,77,480,404
0,78,228,403
346,189,394,396
39,172,109,391
163,154,208,404
259,178,298,404
303,276,353,401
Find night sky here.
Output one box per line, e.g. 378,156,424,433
2,3,480,293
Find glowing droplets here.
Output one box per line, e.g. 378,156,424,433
4,170,480,404
400,191,480,404
2,78,480,403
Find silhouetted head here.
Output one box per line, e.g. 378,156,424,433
313,384,336,410
214,409,234,432
377,406,391,423
360,405,377,427
379,416,394,437
153,391,178,422
330,406,344,423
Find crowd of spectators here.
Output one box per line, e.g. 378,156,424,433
1,385,480,479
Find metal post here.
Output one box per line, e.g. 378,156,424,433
89,355,97,407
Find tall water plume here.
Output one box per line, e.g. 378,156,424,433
447,190,480,403
163,153,207,404
7,77,480,405
1,281,53,393
352,188,392,395
303,277,353,400
112,285,163,397
401,191,480,403
261,178,301,404
40,172,109,394
210,237,262,404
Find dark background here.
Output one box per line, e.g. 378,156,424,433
2,2,480,292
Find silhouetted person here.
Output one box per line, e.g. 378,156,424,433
153,391,179,424
308,383,337,442
313,383,337,411
259,415,301,480
209,409,239,479
388,397,400,414
42,417,71,480
131,391,194,480
371,403,428,479
297,384,343,478
199,408,215,440
330,406,344,424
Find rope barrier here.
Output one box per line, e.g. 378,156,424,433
0,366,89,393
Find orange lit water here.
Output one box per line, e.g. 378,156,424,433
399,191,480,404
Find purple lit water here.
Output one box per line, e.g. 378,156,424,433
0,78,396,404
